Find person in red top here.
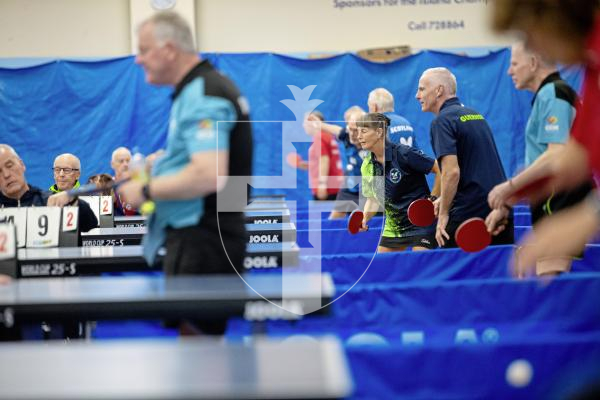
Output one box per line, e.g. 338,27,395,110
304,111,344,200
490,0,600,275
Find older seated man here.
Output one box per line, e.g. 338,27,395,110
0,144,97,232
111,147,131,182
50,153,81,192
111,146,139,216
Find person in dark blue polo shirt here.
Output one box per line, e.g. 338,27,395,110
357,113,440,252
305,106,366,219
368,88,417,148
416,67,513,248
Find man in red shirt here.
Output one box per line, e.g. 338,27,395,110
304,111,344,200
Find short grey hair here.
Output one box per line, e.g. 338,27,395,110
140,11,196,53
0,144,20,160
513,41,556,70
344,105,365,121
54,153,81,170
422,67,457,96
368,88,395,112
111,147,131,162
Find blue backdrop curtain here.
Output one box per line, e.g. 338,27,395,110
0,50,583,197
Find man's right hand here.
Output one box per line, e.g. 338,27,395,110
435,213,450,247
432,197,441,217
488,180,513,210
485,207,509,236
47,192,73,207
117,180,146,208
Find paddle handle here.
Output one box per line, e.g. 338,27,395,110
66,179,127,197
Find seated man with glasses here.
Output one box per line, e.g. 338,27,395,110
50,153,81,193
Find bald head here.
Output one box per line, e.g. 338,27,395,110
416,67,457,115
344,106,366,146
0,145,20,159
54,154,80,170
344,105,365,123
0,144,27,199
53,153,81,191
112,147,131,163
368,88,394,113
423,68,457,96
111,147,132,180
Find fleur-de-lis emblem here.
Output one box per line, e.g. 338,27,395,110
280,85,324,121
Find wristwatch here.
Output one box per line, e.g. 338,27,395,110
142,184,152,201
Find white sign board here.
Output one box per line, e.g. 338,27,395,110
26,207,61,248
100,196,113,216
61,206,79,232
0,208,27,248
0,224,16,260
80,196,100,226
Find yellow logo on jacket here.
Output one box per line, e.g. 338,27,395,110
197,119,215,139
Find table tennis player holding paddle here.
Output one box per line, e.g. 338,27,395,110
433,209,494,252
407,197,436,227
435,198,500,251
347,197,381,234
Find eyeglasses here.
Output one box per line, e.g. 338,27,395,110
52,167,79,174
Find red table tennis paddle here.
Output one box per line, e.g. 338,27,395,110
407,198,435,227
286,152,302,168
509,174,553,202
455,217,491,252
347,210,364,234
